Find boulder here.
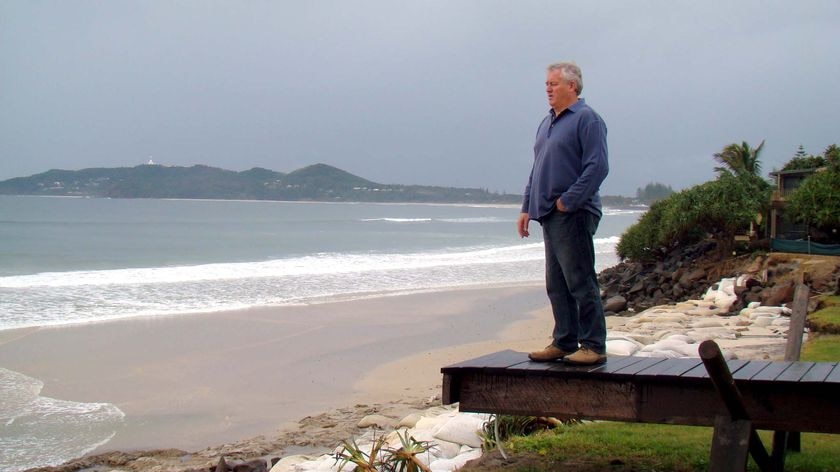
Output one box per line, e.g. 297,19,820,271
762,280,795,306
603,295,627,313
679,268,707,286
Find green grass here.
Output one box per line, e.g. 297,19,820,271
802,295,840,361
809,295,840,334
463,423,840,471
801,334,840,361
508,423,712,471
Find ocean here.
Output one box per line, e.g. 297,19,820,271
0,195,642,471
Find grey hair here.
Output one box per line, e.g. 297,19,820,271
547,62,583,95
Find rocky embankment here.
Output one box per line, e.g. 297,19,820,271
599,245,840,315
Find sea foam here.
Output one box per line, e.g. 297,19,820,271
0,368,125,472
0,239,618,331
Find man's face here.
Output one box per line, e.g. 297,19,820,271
545,69,577,112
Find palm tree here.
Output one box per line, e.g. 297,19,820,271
713,140,765,177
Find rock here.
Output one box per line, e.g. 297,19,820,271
603,295,627,313
679,268,706,286
232,459,268,472
628,280,646,294
763,280,795,306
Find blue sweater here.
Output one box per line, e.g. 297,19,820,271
521,98,609,220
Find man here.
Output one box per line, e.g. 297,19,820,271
518,61,609,365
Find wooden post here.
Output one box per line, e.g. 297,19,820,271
700,340,771,471
776,280,809,459
710,415,752,471
784,280,810,361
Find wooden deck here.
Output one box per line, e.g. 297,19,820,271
441,350,840,434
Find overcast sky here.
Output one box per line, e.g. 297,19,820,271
1,1,838,196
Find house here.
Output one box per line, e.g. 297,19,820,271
767,167,818,240
767,166,840,255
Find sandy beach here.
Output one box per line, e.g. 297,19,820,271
0,284,573,457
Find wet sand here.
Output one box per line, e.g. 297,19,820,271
0,285,555,454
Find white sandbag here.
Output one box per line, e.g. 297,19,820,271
433,414,485,448
429,448,482,472
269,455,313,472
686,329,738,341
752,315,777,327
641,339,688,353
357,414,397,429
719,278,736,296
606,339,641,356
398,413,423,428
606,335,645,347
663,334,696,343
755,306,784,315
644,349,684,358
415,415,448,431
691,319,724,329
428,438,462,459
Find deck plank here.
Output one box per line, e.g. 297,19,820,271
516,360,563,373
801,362,838,383
775,362,816,382
732,360,772,380
596,356,647,374
681,359,749,379
826,364,840,383
641,358,704,377
614,357,668,375
751,361,794,382
440,350,527,373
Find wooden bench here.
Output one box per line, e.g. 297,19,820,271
441,350,840,434
441,350,839,470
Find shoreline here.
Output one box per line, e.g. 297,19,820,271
0,284,556,466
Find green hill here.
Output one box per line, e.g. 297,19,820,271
0,163,520,204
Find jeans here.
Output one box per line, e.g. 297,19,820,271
540,209,606,354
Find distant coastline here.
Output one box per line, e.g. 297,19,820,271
0,163,643,207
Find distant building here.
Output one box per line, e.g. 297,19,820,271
768,167,823,239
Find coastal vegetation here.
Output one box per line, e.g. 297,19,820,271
616,141,840,262
785,145,840,241
616,171,771,261
635,181,674,203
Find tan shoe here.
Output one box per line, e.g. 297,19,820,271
563,347,607,365
528,344,573,362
